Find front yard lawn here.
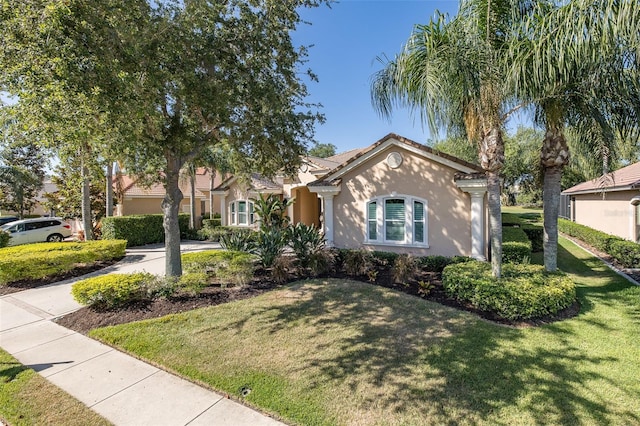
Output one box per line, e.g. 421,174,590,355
90,237,640,425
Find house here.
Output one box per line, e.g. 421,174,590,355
562,161,640,242
114,168,225,223
213,133,489,259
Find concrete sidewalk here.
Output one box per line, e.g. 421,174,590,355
0,241,284,426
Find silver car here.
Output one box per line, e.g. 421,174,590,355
1,217,72,246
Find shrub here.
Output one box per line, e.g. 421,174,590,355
608,240,640,268
307,249,335,277
270,255,293,284
255,227,287,268
178,272,210,296
219,229,257,252
202,218,222,228
342,250,374,276
144,275,179,299
392,254,418,285
442,261,576,320
371,251,399,267
0,240,126,285
522,225,544,253
558,218,623,253
72,273,152,308
287,223,327,270
419,255,452,272
502,227,532,263
102,214,190,247
502,213,523,226
182,250,255,286
0,230,10,248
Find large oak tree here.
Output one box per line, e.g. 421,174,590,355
1,0,325,276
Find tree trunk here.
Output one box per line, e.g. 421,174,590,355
105,161,113,217
541,129,570,272
189,169,196,229
81,158,93,241
479,126,505,278
163,152,184,277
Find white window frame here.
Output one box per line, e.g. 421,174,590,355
230,200,255,227
364,194,428,247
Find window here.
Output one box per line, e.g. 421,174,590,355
367,201,377,240
230,200,255,226
366,195,427,246
385,199,405,241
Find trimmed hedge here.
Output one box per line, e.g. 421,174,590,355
182,250,255,286
0,230,10,248
558,219,640,268
502,227,532,263
501,213,523,226
198,226,252,243
202,218,222,228
522,225,543,253
442,261,576,320
0,240,127,285
101,214,191,247
558,218,623,253
72,273,151,308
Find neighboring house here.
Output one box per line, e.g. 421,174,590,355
562,161,640,242
115,168,225,222
214,133,489,259
0,178,57,218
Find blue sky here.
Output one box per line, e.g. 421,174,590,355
294,0,460,153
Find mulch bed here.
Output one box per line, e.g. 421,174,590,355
53,264,581,335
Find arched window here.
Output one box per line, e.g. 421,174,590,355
365,195,428,246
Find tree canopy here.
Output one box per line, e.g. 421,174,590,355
0,0,327,276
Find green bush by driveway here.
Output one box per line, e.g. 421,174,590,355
0,240,126,285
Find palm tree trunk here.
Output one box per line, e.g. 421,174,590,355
541,128,570,272
479,126,505,278
163,151,184,277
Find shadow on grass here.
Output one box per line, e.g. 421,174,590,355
0,361,28,382
226,279,638,424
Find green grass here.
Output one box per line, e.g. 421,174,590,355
89,237,640,425
0,348,112,426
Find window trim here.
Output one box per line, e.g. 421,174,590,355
364,194,428,247
230,200,255,227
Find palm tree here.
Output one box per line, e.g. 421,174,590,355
371,0,530,278
509,0,640,271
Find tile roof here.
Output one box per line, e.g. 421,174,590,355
326,148,367,165
212,173,282,192
116,169,223,198
563,161,640,194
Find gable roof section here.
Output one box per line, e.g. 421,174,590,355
212,173,282,193
116,169,222,198
310,133,483,186
563,161,640,195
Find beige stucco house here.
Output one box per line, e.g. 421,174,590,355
562,161,640,242
115,168,225,221
214,134,489,259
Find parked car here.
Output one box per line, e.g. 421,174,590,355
0,217,72,246
0,216,19,226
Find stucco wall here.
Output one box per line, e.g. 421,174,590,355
292,186,321,227
572,190,640,240
121,197,207,219
331,146,472,257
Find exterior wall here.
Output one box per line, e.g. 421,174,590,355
292,186,321,227
120,196,207,220
572,190,640,240
331,146,472,257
